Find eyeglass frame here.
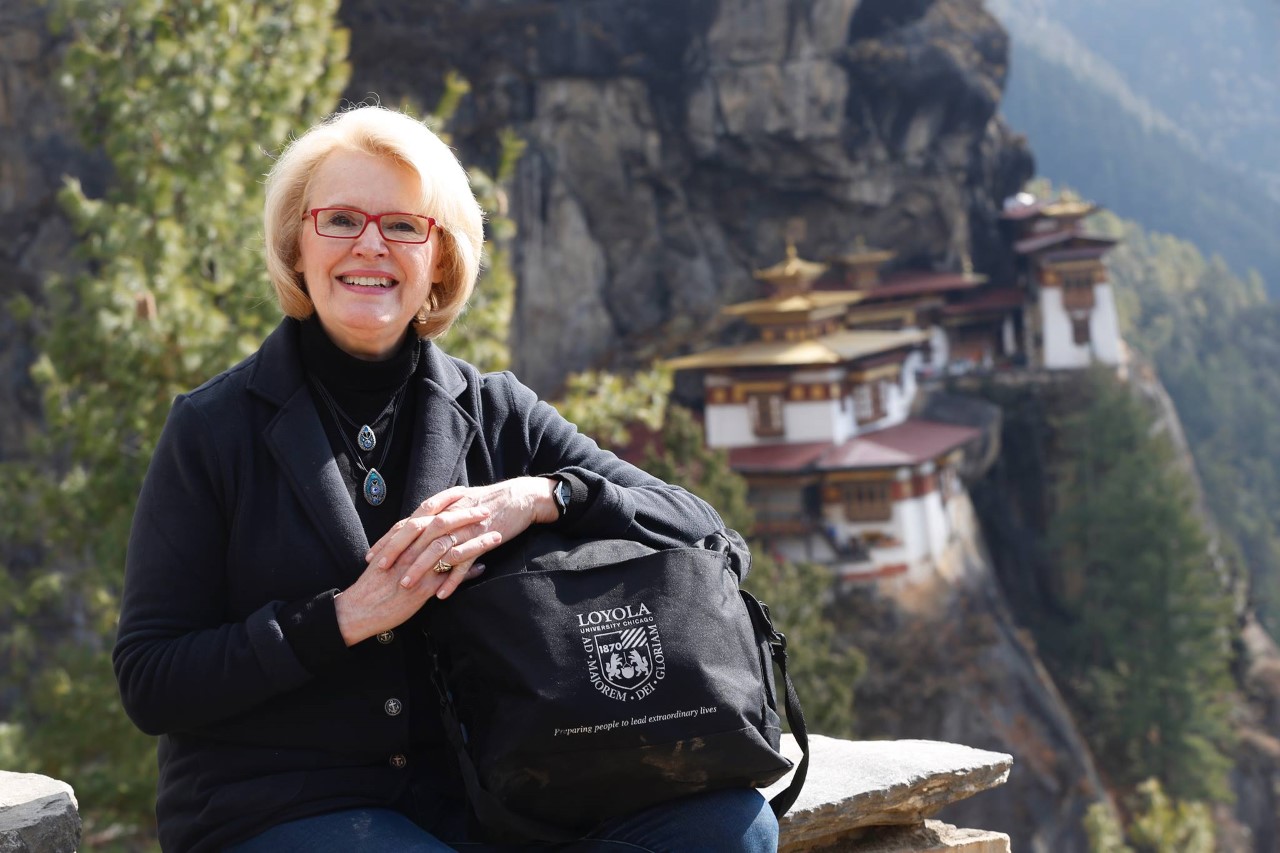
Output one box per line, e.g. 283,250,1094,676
303,207,437,244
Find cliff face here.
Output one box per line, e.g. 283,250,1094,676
838,485,1114,852
0,0,1032,438
338,0,1033,393
0,5,96,462
961,368,1280,852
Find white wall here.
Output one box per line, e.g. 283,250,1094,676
925,325,950,374
1090,284,1123,364
1040,283,1124,369
1002,315,1017,357
816,462,961,582
704,397,854,448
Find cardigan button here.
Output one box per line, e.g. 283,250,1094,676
376,631,395,644
389,754,407,769
384,698,402,716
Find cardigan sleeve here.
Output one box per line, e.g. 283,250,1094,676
484,372,726,549
113,394,342,736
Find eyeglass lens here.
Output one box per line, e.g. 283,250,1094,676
314,208,432,243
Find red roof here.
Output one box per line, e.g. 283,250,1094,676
816,420,982,470
1014,231,1117,256
940,287,1025,316
728,441,829,473
1013,230,1075,254
726,420,982,474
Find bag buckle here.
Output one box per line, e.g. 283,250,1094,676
759,600,788,650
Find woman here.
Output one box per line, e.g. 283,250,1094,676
113,105,779,852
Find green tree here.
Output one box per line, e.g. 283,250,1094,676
1092,206,1280,633
1048,370,1235,801
1125,778,1215,853
1085,777,1215,853
0,0,350,839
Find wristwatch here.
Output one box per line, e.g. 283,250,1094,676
551,477,572,518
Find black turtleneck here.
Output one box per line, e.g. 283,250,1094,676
299,318,421,546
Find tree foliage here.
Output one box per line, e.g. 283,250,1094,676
1047,370,1235,802
1091,207,1280,634
0,1,350,839
1085,777,1215,853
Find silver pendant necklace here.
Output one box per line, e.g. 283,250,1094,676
310,377,408,506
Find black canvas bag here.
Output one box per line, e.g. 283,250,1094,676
423,528,808,840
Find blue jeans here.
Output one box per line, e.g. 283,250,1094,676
224,788,778,852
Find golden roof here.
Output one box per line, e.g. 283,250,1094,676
753,241,828,296
721,290,866,318
664,328,929,371
1041,200,1097,219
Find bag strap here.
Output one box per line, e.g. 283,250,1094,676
427,590,811,841
740,589,810,818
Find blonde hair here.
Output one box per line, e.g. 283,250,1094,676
263,105,484,339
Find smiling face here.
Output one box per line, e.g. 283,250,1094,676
295,149,440,361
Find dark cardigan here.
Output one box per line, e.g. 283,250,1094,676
113,319,725,852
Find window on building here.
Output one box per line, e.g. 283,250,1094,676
747,392,785,437
1062,273,1095,311
1070,314,1091,345
853,381,886,423
844,482,893,522
749,485,810,534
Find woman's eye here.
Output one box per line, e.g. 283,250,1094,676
386,218,422,234
327,212,360,228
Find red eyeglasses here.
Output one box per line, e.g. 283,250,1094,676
305,208,436,244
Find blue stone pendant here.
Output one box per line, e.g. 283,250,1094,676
363,468,387,506
357,424,376,452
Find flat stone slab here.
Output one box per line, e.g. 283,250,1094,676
0,771,80,853
765,736,1012,852
834,820,1010,853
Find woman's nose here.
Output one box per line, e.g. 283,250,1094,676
351,222,389,255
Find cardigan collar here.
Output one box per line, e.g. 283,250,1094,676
244,318,477,572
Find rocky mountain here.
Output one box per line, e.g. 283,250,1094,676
338,0,1033,394
6,0,1274,848
0,5,97,463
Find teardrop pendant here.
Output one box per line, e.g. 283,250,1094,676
357,424,376,452
363,468,387,506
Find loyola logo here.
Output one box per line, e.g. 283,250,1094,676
577,602,666,701
576,603,651,626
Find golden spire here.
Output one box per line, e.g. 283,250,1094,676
753,240,828,298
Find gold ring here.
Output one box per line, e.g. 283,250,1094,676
447,533,458,547
433,561,454,574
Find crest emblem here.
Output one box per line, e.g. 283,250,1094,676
579,602,665,701
592,628,656,693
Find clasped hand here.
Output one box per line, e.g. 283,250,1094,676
333,477,558,645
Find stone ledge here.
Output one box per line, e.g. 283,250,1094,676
765,736,1013,853
0,771,81,853
819,820,1010,853
1,737,1010,853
